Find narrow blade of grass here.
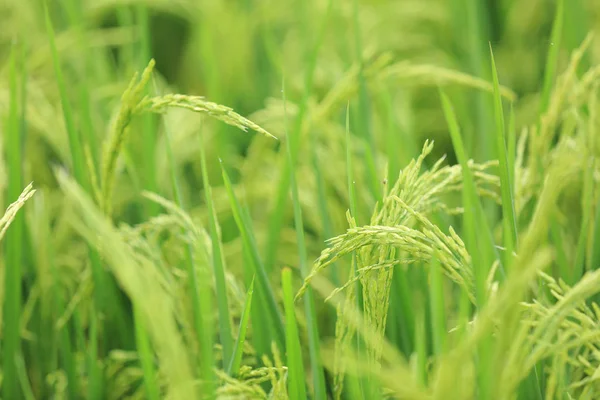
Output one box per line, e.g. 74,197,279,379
46,207,80,398
550,221,571,283
507,104,516,193
345,103,367,399
263,0,332,272
540,0,564,115
196,246,218,398
388,263,415,355
86,304,103,400
451,0,494,160
59,311,80,398
575,85,598,284
162,107,215,397
307,4,337,283
2,39,25,400
282,268,308,400
199,124,234,366
589,195,600,277
489,45,518,270
428,255,446,356
310,139,339,285
439,89,496,398
346,103,358,221
379,89,418,180
439,89,498,302
539,0,569,286
15,352,36,400
44,0,130,346
282,78,327,398
352,0,380,201
134,306,160,400
136,5,160,217
63,0,101,180
132,11,160,393
227,277,254,377
240,240,271,356
220,162,285,351
414,300,427,387
43,0,88,189
564,0,589,74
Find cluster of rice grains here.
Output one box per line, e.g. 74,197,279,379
295,34,600,399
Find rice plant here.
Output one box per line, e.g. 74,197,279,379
2,0,600,399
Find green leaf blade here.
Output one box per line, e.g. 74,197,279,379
489,44,518,270
282,268,308,400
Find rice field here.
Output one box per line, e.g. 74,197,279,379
2,0,600,399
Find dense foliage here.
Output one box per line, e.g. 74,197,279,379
2,0,600,399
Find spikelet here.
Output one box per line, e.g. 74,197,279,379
296,141,498,301
0,182,35,242
297,141,499,396
137,94,277,140
100,60,276,216
101,59,156,215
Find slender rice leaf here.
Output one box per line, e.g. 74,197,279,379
346,103,358,220
590,195,600,275
134,306,160,400
507,105,516,193
43,0,88,189
414,302,427,387
451,0,494,159
307,0,337,282
282,268,307,400
44,201,80,399
439,89,498,301
86,305,103,400
239,239,271,357
220,162,285,351
310,138,338,284
540,0,564,115
429,255,446,356
585,127,598,280
15,352,35,400
44,0,131,346
63,0,101,180
132,11,160,392
2,41,25,400
282,78,327,398
389,263,415,355
352,0,380,200
489,45,518,269
439,88,496,399
137,5,160,217
199,123,234,366
563,0,589,74
227,277,254,377
540,0,570,285
162,102,215,397
345,101,367,400
575,85,598,281
263,0,332,272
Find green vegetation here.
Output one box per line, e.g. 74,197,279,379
2,1,600,399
